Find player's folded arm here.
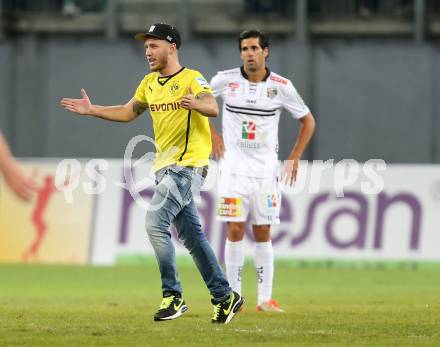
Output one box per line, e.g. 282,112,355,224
194,92,219,118
195,92,212,100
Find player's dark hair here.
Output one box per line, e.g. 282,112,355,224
238,29,269,51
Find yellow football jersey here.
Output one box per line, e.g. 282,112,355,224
134,67,212,172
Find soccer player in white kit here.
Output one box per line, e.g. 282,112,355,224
210,30,316,312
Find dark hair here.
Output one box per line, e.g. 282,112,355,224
238,29,269,51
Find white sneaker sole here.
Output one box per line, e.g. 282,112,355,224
224,297,244,324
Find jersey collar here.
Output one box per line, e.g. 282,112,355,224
157,66,186,86
240,66,271,82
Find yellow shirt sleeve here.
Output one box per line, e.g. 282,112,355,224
190,72,212,97
134,76,149,103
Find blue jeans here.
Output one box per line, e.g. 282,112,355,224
146,165,231,302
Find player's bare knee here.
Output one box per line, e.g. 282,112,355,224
227,222,245,241
253,225,271,242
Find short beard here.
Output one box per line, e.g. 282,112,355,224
151,55,168,72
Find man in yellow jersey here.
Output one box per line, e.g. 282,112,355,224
60,23,243,324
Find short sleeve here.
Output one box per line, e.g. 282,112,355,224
210,72,227,98
190,72,213,97
281,81,310,119
134,76,148,104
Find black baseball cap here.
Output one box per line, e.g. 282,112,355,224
134,23,182,49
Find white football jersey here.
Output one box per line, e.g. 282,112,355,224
211,67,310,178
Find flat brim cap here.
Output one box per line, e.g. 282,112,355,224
134,23,181,49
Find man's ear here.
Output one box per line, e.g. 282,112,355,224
263,47,269,60
169,43,177,54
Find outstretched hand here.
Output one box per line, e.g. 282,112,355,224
60,88,92,115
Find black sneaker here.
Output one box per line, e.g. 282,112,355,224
154,292,188,321
211,291,244,324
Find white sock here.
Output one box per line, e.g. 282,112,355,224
255,241,274,305
225,239,244,295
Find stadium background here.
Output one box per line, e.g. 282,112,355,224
1,0,439,162
0,2,440,346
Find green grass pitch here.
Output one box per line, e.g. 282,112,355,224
1,261,439,346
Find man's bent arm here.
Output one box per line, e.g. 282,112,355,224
181,91,219,118
288,112,316,161
193,93,219,117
